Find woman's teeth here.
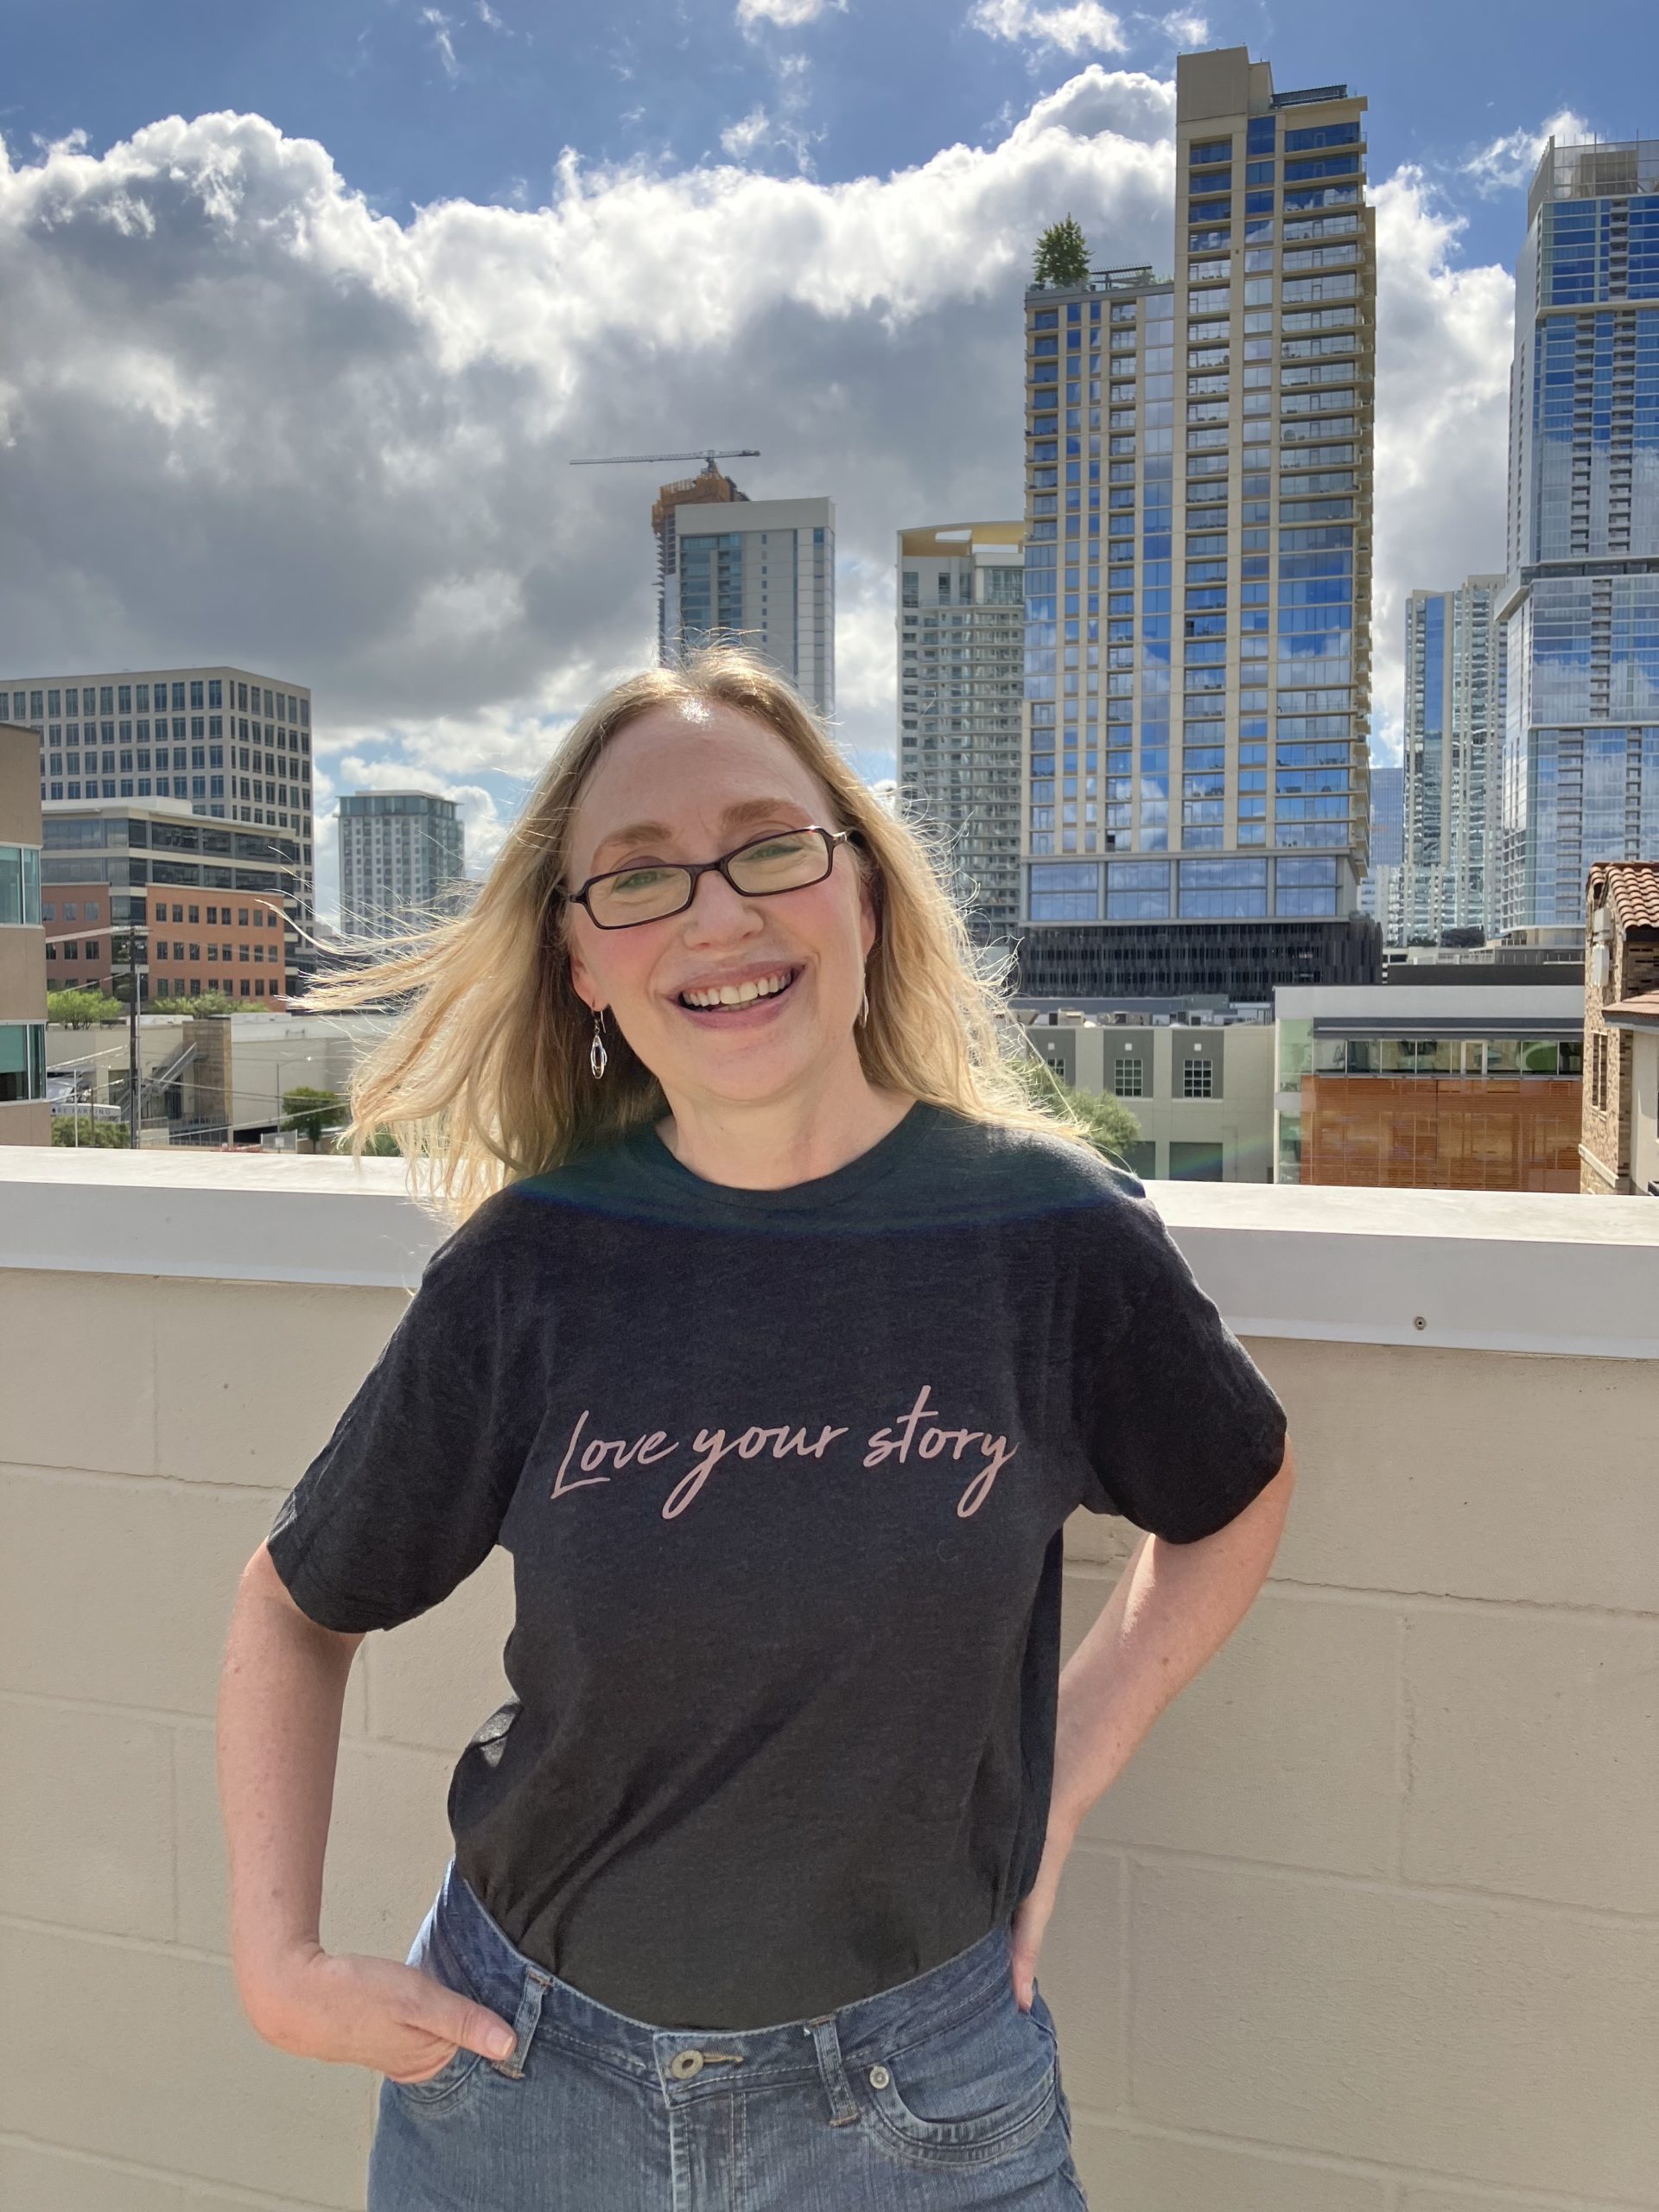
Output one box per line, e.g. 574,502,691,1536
680,969,794,1009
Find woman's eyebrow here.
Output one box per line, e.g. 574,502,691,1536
588,799,811,870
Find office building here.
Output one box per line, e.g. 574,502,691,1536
1402,575,1505,940
653,463,750,665
1275,979,1585,1189
1018,46,1377,1000
0,721,48,1143
1358,758,1403,938
1581,860,1659,1193
662,496,835,719
1497,138,1659,928
338,791,466,940
897,523,1026,940
0,665,317,954
40,803,298,1008
1015,1001,1276,1181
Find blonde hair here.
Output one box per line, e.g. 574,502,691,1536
300,645,1090,1220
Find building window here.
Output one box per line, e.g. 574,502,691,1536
1112,1054,1145,1098
1591,1030,1610,1112
0,1020,48,1103
1182,1055,1217,1099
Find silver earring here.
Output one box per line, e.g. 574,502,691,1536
589,1007,608,1080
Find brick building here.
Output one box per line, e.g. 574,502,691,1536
1581,861,1659,1195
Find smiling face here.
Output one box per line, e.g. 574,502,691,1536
563,702,877,1115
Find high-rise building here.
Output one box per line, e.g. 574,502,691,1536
1358,758,1403,938
652,463,750,665
0,665,317,950
662,497,835,719
1402,575,1505,940
338,791,466,940
896,523,1027,941
1017,45,1380,1001
1498,137,1659,929
0,721,48,1144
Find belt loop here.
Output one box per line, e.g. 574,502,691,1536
492,1967,550,2082
808,2014,860,2126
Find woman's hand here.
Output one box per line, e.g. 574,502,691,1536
247,1947,519,2083
1008,1817,1077,2012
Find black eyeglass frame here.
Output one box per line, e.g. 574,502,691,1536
561,824,862,931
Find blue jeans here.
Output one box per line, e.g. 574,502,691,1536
368,1856,1090,2209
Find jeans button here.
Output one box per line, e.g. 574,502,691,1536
670,2049,705,2080
869,2064,891,2088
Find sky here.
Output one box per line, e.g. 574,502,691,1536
2,0,1655,917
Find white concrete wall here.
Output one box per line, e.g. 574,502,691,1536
3,1154,1656,2211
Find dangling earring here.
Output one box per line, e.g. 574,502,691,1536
857,977,870,1027
588,1007,608,1080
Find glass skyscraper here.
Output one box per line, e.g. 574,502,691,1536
1402,575,1505,940
1499,138,1659,928
1019,46,1376,995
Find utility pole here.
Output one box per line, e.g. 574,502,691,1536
124,920,143,1148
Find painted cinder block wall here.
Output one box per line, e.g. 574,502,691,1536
2,1157,1656,2212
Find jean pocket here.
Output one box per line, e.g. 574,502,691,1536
860,1988,1058,2169
390,1905,491,2106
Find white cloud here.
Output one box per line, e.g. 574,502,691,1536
1462,107,1591,198
475,0,506,27
969,0,1128,57
0,77,1524,906
1152,9,1207,41
421,7,460,82
721,107,775,159
1369,168,1515,760
736,0,837,28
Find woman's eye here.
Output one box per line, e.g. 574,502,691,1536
613,868,669,892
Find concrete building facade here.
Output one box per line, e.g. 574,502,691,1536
1497,138,1659,928
1019,45,1376,996
1402,575,1505,941
897,522,1027,942
0,666,317,942
337,792,465,941
662,495,836,719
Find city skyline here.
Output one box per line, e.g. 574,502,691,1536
0,15,1648,918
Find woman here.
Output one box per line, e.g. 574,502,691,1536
218,646,1294,2210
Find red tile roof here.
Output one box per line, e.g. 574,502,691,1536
1592,861,1659,932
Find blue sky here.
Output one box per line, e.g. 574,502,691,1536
1,0,1655,912
7,0,1647,263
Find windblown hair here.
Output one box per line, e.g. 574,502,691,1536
300,645,1089,1221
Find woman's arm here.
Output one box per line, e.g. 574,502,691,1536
216,1543,519,2075
1009,1439,1297,2005
217,1542,365,2032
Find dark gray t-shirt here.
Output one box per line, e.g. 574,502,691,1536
266,1099,1287,2029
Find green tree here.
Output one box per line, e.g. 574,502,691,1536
281,1085,346,1144
52,1116,131,1147
48,988,125,1027
151,992,238,1017
1010,1048,1142,1166
1033,216,1090,289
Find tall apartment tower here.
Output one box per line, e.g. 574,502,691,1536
1497,137,1659,929
1402,575,1505,940
896,523,1027,942
1018,46,1379,1001
652,462,749,665
337,791,466,940
662,496,836,720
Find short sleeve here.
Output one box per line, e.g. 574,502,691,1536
1077,1196,1288,1544
264,1202,539,1632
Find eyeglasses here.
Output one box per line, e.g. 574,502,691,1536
563,824,860,931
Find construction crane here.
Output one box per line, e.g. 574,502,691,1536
569,448,760,470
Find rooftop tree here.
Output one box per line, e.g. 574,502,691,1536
1033,216,1090,289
